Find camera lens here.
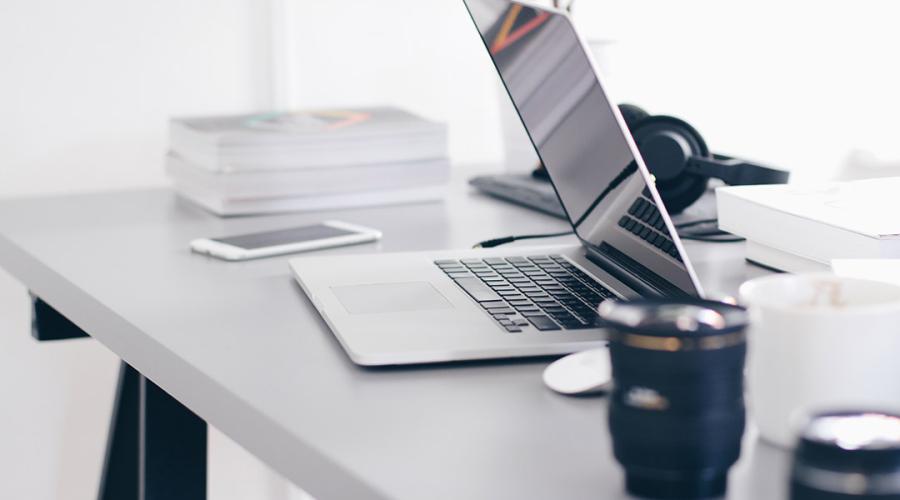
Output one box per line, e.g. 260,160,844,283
599,299,748,499
791,411,900,500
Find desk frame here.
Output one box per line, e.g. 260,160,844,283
32,297,206,500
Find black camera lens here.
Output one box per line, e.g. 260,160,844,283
599,299,748,499
791,411,900,500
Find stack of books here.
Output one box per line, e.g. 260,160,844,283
166,107,450,216
717,177,900,272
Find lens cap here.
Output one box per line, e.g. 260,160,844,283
793,411,900,498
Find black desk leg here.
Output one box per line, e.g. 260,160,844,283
98,361,207,500
28,297,207,500
139,373,207,500
99,363,140,500
30,294,89,341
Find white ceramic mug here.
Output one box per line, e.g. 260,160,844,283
739,273,900,448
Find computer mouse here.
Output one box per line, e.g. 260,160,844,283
542,347,612,396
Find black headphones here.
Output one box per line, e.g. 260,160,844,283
617,104,790,213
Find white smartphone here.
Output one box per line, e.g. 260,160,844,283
190,220,382,261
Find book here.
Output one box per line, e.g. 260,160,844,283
175,184,447,217
169,107,447,172
166,153,450,199
717,178,900,272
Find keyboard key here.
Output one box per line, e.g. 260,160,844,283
542,306,567,314
439,256,616,333
505,325,523,333
528,315,561,331
454,277,501,302
549,311,578,323
628,199,642,215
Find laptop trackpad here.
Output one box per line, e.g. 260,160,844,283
332,282,453,314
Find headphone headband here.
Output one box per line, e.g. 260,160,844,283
686,154,791,186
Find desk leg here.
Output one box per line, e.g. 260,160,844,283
27,297,207,499
139,372,207,500
98,363,140,500
98,361,207,500
29,294,89,341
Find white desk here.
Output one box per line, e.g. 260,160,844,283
0,168,782,500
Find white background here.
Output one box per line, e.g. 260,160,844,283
3,0,900,498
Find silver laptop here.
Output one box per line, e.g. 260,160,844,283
290,0,704,366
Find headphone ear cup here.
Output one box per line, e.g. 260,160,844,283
630,115,710,214
617,103,650,132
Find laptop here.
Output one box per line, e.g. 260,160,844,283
289,0,704,366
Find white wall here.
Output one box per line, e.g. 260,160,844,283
0,0,272,198
278,0,508,165
284,0,900,181
571,0,900,181
1,1,308,499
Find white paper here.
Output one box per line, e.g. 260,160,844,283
719,177,900,238
831,258,900,286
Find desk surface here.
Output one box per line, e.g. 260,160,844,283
0,169,784,500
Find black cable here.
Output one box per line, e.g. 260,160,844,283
675,218,744,242
473,230,574,249
679,235,745,243
674,218,718,229
473,218,743,249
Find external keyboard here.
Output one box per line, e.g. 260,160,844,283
435,255,617,333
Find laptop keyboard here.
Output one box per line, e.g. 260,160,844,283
435,255,617,333
618,189,682,261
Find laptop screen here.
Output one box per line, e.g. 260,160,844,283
464,0,701,297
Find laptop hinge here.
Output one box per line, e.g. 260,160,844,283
584,244,688,299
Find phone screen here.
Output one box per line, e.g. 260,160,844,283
212,224,356,250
